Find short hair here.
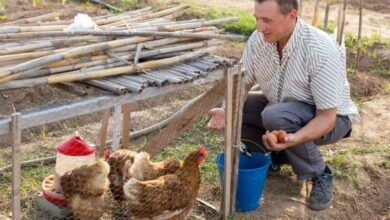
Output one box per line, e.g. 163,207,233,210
255,0,299,14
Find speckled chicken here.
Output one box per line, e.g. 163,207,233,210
60,159,110,220
122,146,206,219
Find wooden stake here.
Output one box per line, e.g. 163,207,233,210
355,0,364,73
222,67,234,219
298,0,304,17
324,2,330,31
98,109,110,158
112,105,121,151
337,0,347,45
230,65,244,213
121,103,131,149
312,0,321,26
11,112,22,220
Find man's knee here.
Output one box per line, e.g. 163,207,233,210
261,102,312,132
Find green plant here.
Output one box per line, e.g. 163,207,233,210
347,65,356,76
385,81,390,92
32,0,39,6
177,2,255,37
40,126,47,140
316,23,336,33
325,151,360,187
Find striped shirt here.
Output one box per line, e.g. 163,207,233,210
241,18,359,122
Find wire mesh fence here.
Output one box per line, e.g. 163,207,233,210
0,107,224,220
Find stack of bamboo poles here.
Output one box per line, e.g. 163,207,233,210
0,5,244,92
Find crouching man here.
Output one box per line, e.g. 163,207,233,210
207,0,359,210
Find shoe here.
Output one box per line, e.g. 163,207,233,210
308,165,333,210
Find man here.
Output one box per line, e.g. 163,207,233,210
207,0,359,210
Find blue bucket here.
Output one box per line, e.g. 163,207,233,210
216,152,271,212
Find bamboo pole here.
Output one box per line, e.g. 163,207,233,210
52,30,245,41
0,36,105,55
0,46,217,90
103,5,190,27
0,25,68,34
312,0,321,26
0,11,65,26
355,0,364,73
0,36,155,80
84,79,127,94
96,8,154,26
5,39,221,82
0,17,237,40
0,45,85,63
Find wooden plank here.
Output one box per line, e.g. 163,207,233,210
0,67,225,135
140,76,227,157
112,105,121,151
121,103,131,149
11,113,22,220
230,65,245,213
98,109,110,158
222,67,234,219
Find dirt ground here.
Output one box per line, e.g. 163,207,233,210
0,0,389,219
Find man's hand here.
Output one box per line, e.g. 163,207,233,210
262,131,297,151
207,108,225,131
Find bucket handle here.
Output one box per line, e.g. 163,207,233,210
240,139,271,156
240,139,278,170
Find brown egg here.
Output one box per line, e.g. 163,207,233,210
276,130,287,143
268,133,278,144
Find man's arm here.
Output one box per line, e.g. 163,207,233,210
263,108,337,151
207,82,254,131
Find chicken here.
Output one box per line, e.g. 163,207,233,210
60,159,110,220
130,151,183,181
107,149,182,202
107,149,137,201
122,146,206,219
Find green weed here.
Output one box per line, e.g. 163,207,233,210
316,23,336,33
178,2,255,37
325,151,360,187
385,81,390,92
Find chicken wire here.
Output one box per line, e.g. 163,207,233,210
0,141,221,220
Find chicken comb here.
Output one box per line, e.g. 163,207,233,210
198,146,206,156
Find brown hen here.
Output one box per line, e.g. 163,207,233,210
107,149,182,202
122,146,206,219
60,159,110,220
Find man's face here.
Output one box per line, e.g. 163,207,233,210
254,0,296,43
